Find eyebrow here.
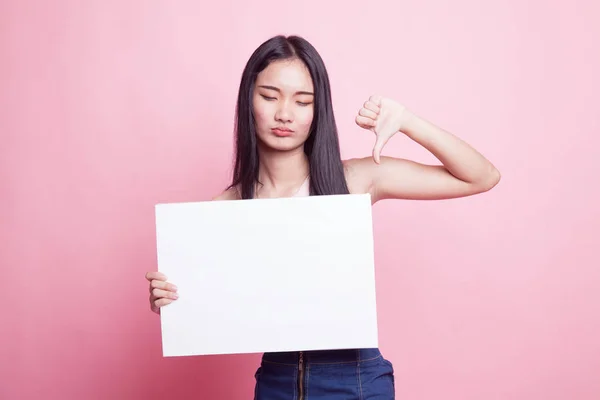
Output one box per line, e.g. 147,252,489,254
258,85,314,96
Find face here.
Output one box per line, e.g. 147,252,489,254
252,58,315,152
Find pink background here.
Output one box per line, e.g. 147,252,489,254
2,1,599,399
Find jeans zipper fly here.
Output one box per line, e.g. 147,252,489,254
298,351,305,400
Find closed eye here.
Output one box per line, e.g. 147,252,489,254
260,95,277,101
297,101,312,106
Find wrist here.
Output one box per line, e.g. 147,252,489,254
399,109,420,135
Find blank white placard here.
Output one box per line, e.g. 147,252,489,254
154,193,378,357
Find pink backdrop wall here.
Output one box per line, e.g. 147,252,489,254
2,1,599,399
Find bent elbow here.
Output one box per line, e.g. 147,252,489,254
481,166,501,192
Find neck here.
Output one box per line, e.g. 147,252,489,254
256,143,309,196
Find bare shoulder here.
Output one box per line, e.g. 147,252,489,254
342,157,376,195
211,186,240,201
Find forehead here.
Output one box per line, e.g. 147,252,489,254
255,59,314,92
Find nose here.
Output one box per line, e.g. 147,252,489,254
275,100,293,123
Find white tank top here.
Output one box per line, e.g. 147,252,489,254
293,176,310,197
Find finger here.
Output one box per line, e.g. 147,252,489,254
150,279,178,293
150,298,165,314
369,95,383,107
372,136,391,164
151,302,160,314
152,288,179,300
355,115,376,130
145,271,167,282
364,101,380,114
150,295,160,313
154,298,174,309
359,107,378,120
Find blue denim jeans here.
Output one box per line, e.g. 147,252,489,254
253,348,395,399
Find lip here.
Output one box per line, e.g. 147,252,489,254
271,127,294,137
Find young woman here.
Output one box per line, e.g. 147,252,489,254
145,35,500,399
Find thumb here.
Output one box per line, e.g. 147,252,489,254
372,135,389,164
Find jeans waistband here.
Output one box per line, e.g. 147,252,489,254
262,348,382,365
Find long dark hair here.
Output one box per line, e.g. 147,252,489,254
229,35,350,199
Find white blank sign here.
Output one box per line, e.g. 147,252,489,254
155,193,378,357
